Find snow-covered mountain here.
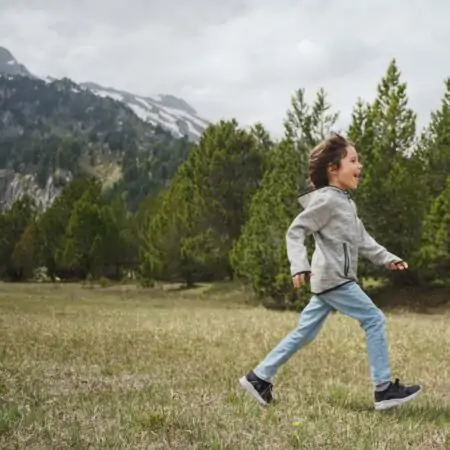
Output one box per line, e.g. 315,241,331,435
0,47,209,141
81,82,209,141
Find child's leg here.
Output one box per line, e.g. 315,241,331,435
318,282,391,386
253,296,333,381
319,282,421,410
239,296,333,405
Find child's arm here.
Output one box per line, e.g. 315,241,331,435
286,194,332,277
357,217,403,267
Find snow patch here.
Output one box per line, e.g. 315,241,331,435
159,111,178,123
186,121,202,137
93,90,124,102
146,111,161,122
135,97,154,110
128,103,151,121
162,121,182,136
86,85,206,141
163,106,209,128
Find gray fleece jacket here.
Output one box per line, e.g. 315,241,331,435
286,186,402,295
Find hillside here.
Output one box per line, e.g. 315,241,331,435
0,46,209,140
0,75,193,211
82,82,209,141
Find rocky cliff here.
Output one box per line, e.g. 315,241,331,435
0,169,72,212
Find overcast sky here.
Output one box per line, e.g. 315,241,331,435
1,0,449,137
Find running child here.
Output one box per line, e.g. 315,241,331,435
239,133,422,411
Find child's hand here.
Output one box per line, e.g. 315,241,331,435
292,272,310,288
388,261,408,271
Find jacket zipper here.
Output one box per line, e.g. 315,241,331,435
343,243,349,276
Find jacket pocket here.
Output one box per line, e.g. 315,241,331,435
343,243,350,277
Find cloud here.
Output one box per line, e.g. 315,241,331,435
1,0,450,137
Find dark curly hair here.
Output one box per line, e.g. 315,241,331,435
308,132,354,189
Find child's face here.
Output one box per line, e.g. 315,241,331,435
328,145,362,191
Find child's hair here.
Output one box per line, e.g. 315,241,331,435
308,132,353,189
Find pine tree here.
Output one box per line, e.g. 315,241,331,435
35,178,103,279
62,191,106,278
412,78,450,285
103,194,136,278
140,161,209,287
284,88,339,191
229,139,307,305
418,175,450,281
0,196,36,280
418,78,450,199
11,223,38,280
347,60,424,284
140,120,268,286
189,120,268,244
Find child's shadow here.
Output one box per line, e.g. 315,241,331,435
332,398,450,425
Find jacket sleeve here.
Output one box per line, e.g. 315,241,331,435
357,217,402,266
286,194,332,276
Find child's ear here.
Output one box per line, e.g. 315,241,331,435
327,163,338,175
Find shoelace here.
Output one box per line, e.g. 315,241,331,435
257,380,273,397
392,378,405,391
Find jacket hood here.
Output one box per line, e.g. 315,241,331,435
298,185,350,209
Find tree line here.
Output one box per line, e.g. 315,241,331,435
2,59,450,308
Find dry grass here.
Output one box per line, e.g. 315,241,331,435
0,282,449,449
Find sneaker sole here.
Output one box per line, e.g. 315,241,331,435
238,376,268,406
374,388,422,411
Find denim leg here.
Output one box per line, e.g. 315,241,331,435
319,282,391,385
253,296,333,382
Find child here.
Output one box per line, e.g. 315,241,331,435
239,133,422,411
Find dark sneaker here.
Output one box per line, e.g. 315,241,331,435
374,378,422,410
239,371,274,406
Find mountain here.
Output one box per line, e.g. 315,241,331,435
1,47,209,140
81,82,209,142
0,47,34,78
0,46,211,211
0,75,193,211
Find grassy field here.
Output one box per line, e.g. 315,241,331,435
1,282,449,449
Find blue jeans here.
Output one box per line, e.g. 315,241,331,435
253,282,391,386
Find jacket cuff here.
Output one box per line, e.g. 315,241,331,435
292,271,311,278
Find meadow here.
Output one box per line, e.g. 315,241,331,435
0,282,449,449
